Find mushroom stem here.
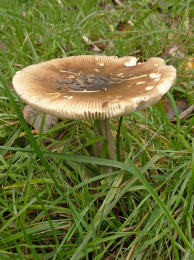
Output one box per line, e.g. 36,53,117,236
94,119,116,162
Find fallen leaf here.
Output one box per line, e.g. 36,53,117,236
162,97,188,119
23,105,57,132
92,37,114,51
117,20,134,32
82,35,101,52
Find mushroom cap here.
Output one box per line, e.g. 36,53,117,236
12,55,176,120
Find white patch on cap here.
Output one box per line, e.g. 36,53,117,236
48,92,59,95
149,73,161,79
124,57,137,67
94,68,100,72
99,63,104,66
154,78,160,81
68,90,101,93
126,74,147,80
136,81,146,85
117,73,124,76
145,86,154,91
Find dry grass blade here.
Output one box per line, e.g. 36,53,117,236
179,105,194,119
113,0,123,7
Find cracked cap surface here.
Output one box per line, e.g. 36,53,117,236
12,55,176,120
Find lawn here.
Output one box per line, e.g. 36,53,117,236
0,0,193,259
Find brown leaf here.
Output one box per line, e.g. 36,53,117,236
82,35,101,52
117,21,134,32
92,37,114,51
23,105,57,132
162,97,188,119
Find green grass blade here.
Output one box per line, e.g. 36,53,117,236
1,141,194,251
0,73,63,196
167,92,181,133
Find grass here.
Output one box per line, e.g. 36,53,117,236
0,0,193,259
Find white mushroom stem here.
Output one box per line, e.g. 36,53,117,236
94,119,116,162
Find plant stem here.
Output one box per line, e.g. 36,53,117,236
94,119,116,161
116,116,123,161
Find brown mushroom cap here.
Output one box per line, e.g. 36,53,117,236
12,55,176,120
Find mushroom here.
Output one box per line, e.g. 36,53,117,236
12,55,176,161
